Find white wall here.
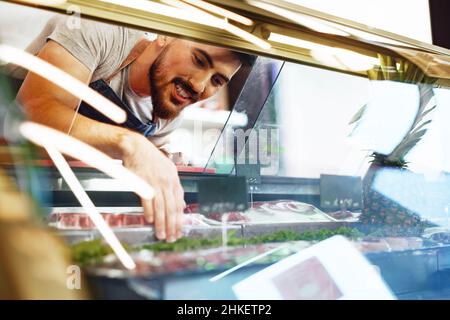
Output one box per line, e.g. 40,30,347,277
272,0,435,179
287,0,433,43
0,2,54,49
276,62,371,178
1,0,433,47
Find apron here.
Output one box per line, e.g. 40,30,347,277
77,39,158,137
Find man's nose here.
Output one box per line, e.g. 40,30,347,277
187,75,207,94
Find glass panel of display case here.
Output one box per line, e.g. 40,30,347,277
2,0,450,300
204,56,284,173
0,1,257,174
219,48,450,242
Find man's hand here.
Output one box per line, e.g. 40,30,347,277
119,133,185,242
17,40,185,243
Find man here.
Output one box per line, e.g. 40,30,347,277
12,16,253,242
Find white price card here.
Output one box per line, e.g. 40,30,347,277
233,235,395,300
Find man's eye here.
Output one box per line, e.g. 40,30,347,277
194,55,205,67
212,76,224,87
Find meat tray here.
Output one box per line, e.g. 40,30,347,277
50,207,242,245
48,202,357,245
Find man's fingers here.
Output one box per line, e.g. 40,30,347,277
142,198,154,223
153,192,166,240
163,190,177,243
174,184,185,239
176,210,184,239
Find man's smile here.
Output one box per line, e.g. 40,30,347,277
171,79,198,106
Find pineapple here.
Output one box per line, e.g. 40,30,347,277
350,54,437,236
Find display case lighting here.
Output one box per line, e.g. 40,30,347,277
19,122,154,201
163,0,271,50
248,0,350,37
181,0,254,26
0,45,126,124
269,32,330,51
100,0,224,28
45,146,136,270
100,0,270,50
268,32,379,71
15,0,66,5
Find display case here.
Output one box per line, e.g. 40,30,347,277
1,0,450,300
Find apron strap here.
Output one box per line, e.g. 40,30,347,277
105,38,151,84
104,37,160,126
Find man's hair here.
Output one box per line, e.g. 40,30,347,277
232,51,257,67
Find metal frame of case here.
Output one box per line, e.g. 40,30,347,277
4,0,450,300
5,0,450,72
3,0,449,216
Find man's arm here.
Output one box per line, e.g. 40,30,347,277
17,40,185,242
18,41,126,157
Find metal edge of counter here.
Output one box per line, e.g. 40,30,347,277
4,0,450,80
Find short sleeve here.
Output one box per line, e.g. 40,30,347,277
47,17,116,72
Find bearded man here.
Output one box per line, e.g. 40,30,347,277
11,16,253,242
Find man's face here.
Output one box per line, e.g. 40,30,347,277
148,39,242,120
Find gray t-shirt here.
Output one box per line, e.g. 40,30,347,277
8,15,181,148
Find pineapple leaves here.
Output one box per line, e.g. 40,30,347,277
415,105,436,125
388,128,428,161
349,104,367,125
350,53,438,166
388,137,424,162
418,85,435,111
409,128,428,141
409,119,432,137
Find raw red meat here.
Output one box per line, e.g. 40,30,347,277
327,210,354,220
51,200,330,229
55,213,82,229
122,214,150,227
104,213,124,228
50,212,207,229
50,212,126,229
78,215,93,228
183,200,324,224
184,203,199,214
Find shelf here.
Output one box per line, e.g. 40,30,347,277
179,107,248,130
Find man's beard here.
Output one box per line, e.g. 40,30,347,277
148,48,181,120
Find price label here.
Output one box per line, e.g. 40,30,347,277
198,176,248,215
236,164,261,185
320,174,362,210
